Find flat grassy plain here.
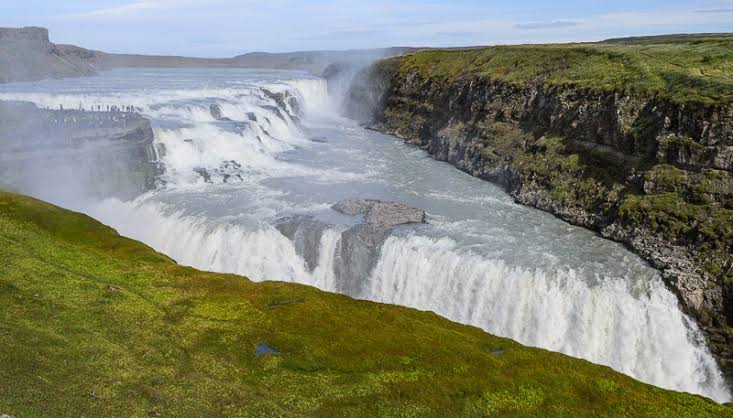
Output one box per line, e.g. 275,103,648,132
0,191,731,416
398,37,733,104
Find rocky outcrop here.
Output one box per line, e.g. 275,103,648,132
0,27,98,83
262,89,302,125
333,199,426,230
276,199,426,295
0,27,49,43
332,199,426,295
276,215,331,271
0,101,161,200
209,104,231,121
346,58,733,378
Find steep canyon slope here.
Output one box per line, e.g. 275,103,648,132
346,35,733,379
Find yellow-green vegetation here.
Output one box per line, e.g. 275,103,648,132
602,33,733,45
645,164,733,207
619,192,733,254
398,37,733,104
511,137,733,271
0,191,731,417
514,136,629,214
480,133,732,278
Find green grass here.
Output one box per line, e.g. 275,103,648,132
0,191,731,417
601,33,733,45
618,192,733,253
395,37,733,105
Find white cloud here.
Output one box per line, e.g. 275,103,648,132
63,1,162,18
58,0,254,20
38,1,733,55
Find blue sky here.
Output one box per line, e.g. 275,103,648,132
2,1,733,56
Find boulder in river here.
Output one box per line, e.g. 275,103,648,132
275,215,331,272
332,199,426,295
209,104,233,121
332,199,426,231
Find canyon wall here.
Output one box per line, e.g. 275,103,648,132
347,56,733,376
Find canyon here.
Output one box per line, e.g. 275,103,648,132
2,28,733,414
346,39,733,379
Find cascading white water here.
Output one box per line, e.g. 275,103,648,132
368,235,730,401
84,195,731,403
87,198,313,282
0,76,329,188
2,67,729,403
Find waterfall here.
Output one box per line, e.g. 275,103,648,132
368,235,730,402
3,68,730,403
84,197,731,403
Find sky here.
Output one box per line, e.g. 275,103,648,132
2,0,733,57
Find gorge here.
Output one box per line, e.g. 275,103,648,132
346,39,733,383
2,28,733,415
0,60,731,404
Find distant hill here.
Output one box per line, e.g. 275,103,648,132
4,25,732,85
232,47,421,74
601,33,733,44
0,26,418,83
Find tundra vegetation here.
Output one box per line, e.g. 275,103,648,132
0,192,731,416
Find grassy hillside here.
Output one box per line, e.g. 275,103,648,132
0,192,731,416
395,37,733,105
601,33,733,45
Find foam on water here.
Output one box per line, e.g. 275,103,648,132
89,198,312,282
0,73,330,189
368,234,730,402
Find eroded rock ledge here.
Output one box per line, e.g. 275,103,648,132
0,101,161,199
276,199,426,295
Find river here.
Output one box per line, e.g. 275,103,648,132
0,67,728,402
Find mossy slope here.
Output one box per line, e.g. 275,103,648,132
0,191,730,416
0,193,733,417
398,38,733,105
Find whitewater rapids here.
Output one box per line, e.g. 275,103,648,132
0,67,729,402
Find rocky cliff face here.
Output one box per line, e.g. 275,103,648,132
276,199,426,296
0,27,99,83
0,26,50,43
0,101,161,200
347,58,733,377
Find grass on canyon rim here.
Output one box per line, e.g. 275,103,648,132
0,191,731,417
398,36,733,105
